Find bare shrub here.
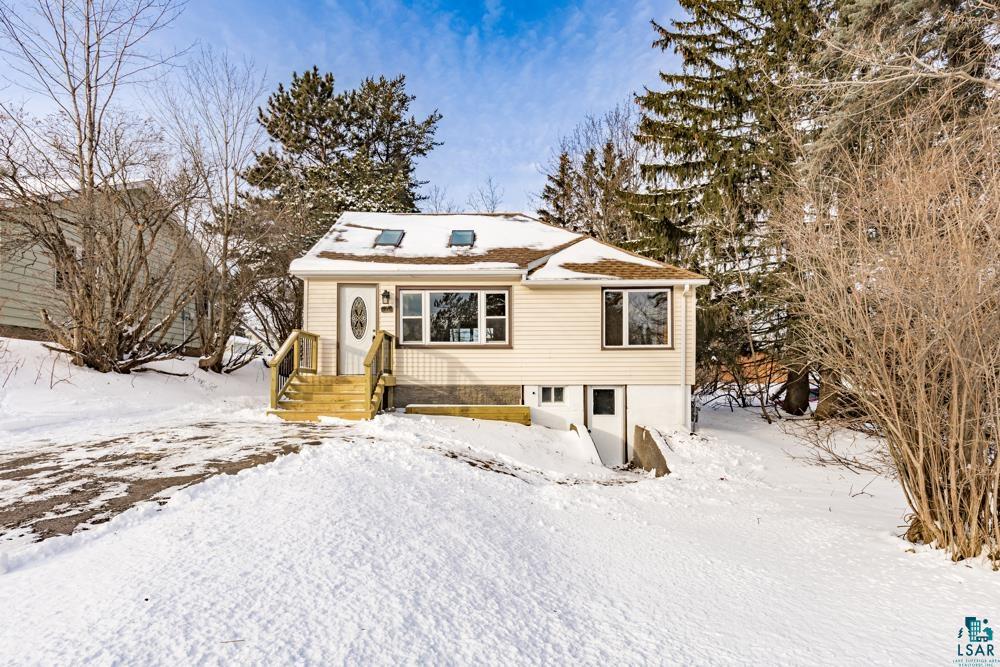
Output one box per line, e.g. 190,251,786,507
776,102,1000,563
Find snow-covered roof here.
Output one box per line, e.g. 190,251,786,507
289,211,707,284
527,237,705,282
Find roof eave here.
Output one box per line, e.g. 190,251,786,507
291,266,528,279
522,277,710,287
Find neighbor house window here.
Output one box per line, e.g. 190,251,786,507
54,246,83,290
398,289,509,345
374,229,404,247
603,288,672,347
540,386,565,404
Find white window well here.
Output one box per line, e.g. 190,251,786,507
540,386,565,404
603,288,672,347
374,229,405,247
398,289,509,345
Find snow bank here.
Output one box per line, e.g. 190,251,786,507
0,337,268,446
356,413,611,479
1,406,997,665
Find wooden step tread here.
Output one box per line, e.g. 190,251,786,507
287,386,366,394
284,389,368,400
269,408,374,422
278,398,371,411
292,375,366,385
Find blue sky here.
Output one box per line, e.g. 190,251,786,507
164,0,682,211
3,1,681,211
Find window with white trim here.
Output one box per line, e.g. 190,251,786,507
400,292,424,342
398,289,509,345
540,386,565,404
603,288,672,347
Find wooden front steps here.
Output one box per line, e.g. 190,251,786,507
270,375,380,422
405,404,532,426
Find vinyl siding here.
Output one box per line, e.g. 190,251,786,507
0,246,61,331
302,275,697,385
0,216,200,348
303,278,339,374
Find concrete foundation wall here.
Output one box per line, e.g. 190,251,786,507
0,323,51,341
523,384,584,430
625,385,690,460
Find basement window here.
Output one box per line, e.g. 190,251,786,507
374,229,405,247
448,230,475,247
540,386,565,405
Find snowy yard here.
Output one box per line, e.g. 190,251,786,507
1,339,998,665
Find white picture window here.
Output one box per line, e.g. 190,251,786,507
540,386,565,404
399,289,509,345
603,288,672,348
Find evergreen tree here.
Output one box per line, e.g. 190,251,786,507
537,151,577,229
810,0,997,175
537,103,644,245
632,1,825,413
243,68,441,342
247,68,441,246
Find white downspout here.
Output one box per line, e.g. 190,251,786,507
679,284,691,430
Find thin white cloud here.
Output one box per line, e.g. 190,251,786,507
161,0,683,211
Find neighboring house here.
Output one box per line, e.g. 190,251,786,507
0,185,202,350
272,211,708,466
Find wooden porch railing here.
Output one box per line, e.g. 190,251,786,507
363,330,395,413
267,329,319,409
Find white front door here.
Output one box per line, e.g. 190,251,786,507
588,386,625,466
338,284,377,375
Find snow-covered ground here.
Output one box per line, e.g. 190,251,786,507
1,338,998,665
0,337,268,445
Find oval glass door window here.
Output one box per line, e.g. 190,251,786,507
350,297,367,340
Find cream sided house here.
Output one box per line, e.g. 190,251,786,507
268,211,708,466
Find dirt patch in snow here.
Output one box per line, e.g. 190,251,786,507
0,421,338,545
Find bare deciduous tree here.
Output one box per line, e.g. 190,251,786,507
160,47,266,372
421,184,458,213
465,176,504,213
537,101,643,245
0,0,198,372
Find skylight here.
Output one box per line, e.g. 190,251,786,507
374,229,404,247
449,230,475,247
